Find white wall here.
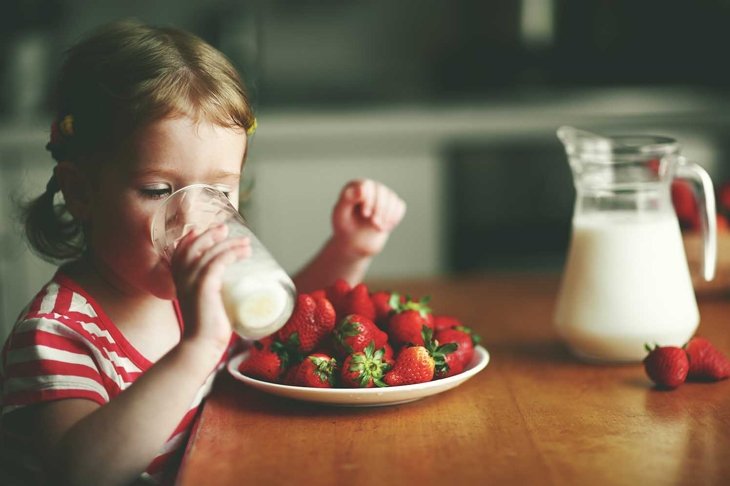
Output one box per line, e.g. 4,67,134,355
242,152,445,278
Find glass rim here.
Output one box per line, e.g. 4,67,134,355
558,126,681,163
149,183,231,255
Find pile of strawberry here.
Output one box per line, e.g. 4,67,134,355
643,337,730,389
238,279,481,388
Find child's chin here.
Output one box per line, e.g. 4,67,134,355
148,275,177,300
148,285,176,301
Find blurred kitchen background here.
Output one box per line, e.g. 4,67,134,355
2,0,730,340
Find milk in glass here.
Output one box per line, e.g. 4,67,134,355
220,242,295,338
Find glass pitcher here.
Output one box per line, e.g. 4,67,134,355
554,126,717,362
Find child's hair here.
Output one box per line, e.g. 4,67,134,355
24,19,256,263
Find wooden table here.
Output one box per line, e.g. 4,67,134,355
177,273,730,486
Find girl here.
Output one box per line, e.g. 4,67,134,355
0,21,405,486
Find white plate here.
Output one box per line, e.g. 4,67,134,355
227,345,490,407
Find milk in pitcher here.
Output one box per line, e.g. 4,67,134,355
554,211,699,362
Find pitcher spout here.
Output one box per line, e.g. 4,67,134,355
557,126,612,158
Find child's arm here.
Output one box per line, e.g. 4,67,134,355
293,179,406,292
24,339,226,485
17,226,248,485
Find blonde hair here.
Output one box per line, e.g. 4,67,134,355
25,20,255,262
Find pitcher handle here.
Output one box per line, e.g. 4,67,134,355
676,156,717,281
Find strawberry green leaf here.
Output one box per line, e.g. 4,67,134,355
388,292,401,310
455,325,482,345
438,342,458,355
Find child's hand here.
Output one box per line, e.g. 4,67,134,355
331,179,406,258
169,224,251,351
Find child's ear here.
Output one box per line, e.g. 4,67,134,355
56,161,93,221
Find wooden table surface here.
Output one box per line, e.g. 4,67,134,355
177,273,730,486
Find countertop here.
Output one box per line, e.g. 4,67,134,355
176,273,730,486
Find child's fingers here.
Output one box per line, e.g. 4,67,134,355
173,226,199,254
193,237,250,278
169,228,199,270
174,224,229,268
389,196,407,229
388,193,406,229
376,184,397,229
336,179,405,231
196,240,251,294
380,192,402,231
359,179,376,218
175,237,249,291
340,179,363,203
368,184,401,230
201,237,251,268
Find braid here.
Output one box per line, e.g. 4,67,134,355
24,117,84,263
23,185,85,263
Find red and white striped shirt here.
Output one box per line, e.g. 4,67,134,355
0,272,224,485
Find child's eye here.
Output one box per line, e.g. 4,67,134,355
141,187,172,199
212,186,232,199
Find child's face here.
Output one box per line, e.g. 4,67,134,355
86,115,247,299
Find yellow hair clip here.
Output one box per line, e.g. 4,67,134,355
59,115,74,137
246,118,257,136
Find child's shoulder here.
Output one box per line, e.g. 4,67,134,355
22,272,98,321
1,273,120,414
9,272,102,339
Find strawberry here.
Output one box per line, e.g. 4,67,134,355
381,342,395,368
326,278,351,317
437,352,466,379
387,295,434,347
370,290,397,327
671,180,698,230
238,337,289,383
384,328,456,386
388,310,433,347
276,293,336,355
685,337,730,381
434,325,480,376
340,342,390,388
717,214,729,233
432,314,463,332
286,353,338,388
341,283,376,322
310,289,327,300
333,314,388,356
647,158,661,174
312,293,337,332
719,181,730,213
643,344,689,389
384,346,434,386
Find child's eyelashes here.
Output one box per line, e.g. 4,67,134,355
140,187,172,199
140,185,232,200
211,186,232,199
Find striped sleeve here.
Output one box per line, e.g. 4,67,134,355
1,316,109,414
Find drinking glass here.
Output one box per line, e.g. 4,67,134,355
150,184,296,339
